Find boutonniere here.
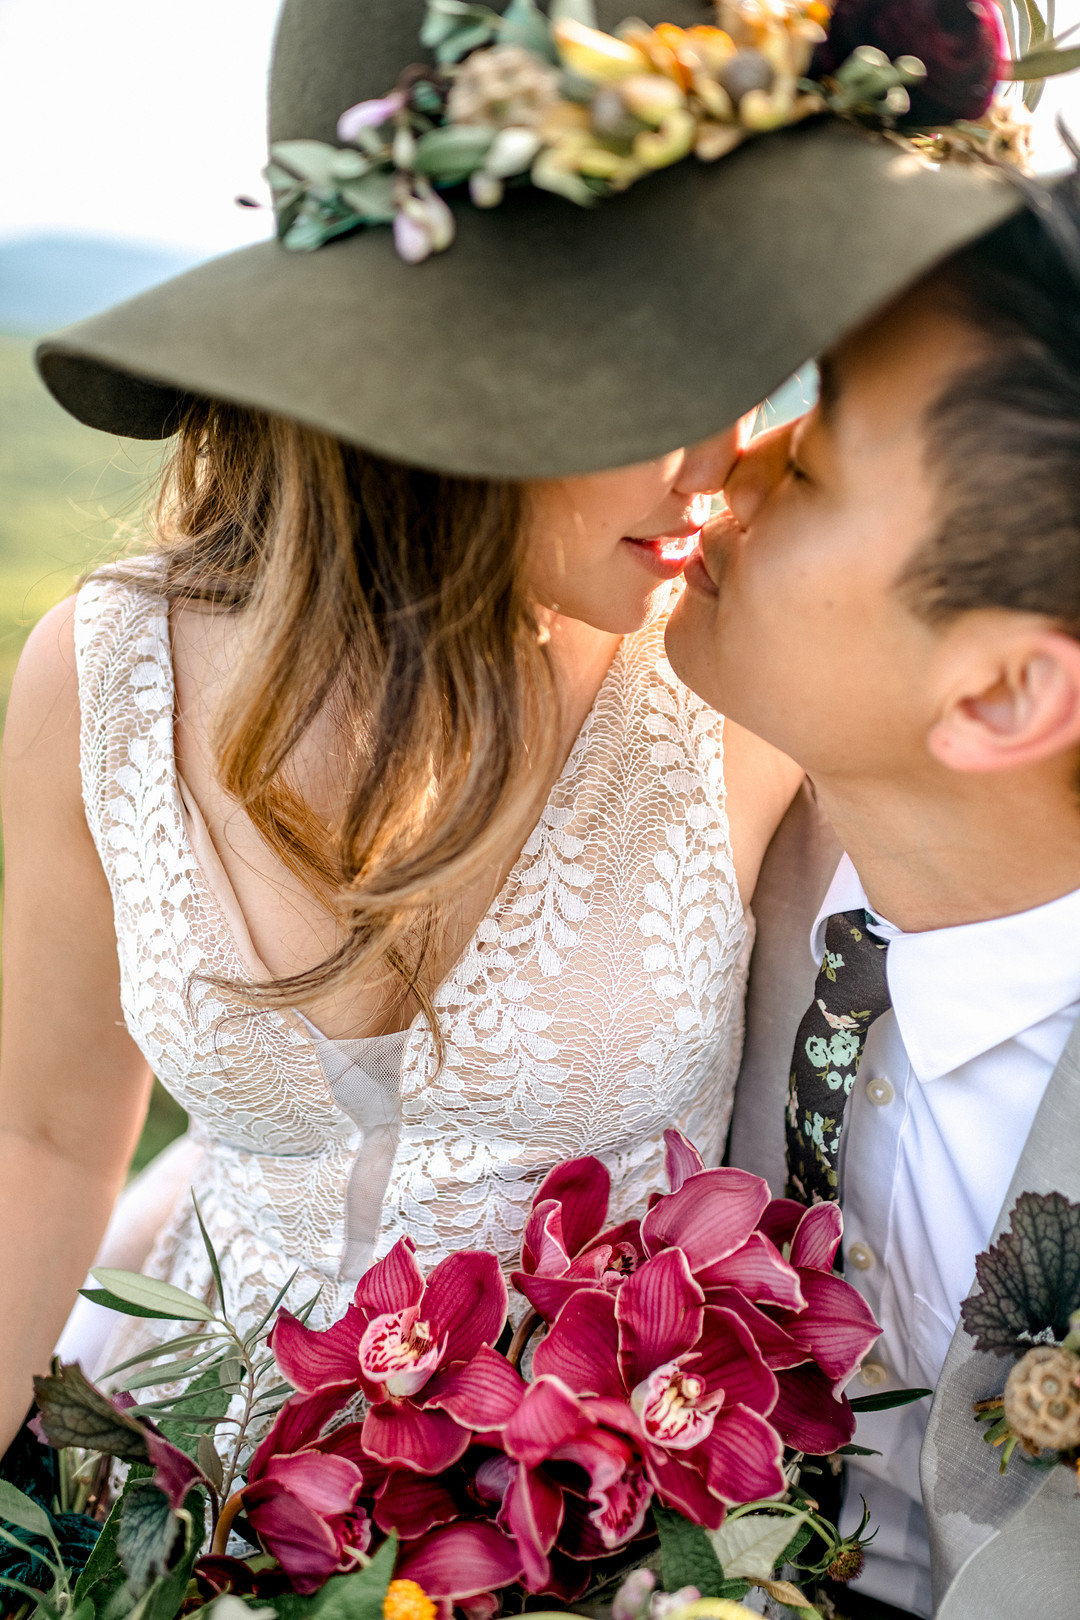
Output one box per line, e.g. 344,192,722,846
961,1191,1080,1477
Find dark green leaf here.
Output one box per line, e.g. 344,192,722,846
848,1388,931,1412
0,1572,63,1618
73,1491,127,1616
33,1365,150,1462
116,1483,181,1598
962,1190,1080,1355
79,1291,196,1324
836,1443,882,1456
132,1491,206,1620
652,1502,728,1598
263,1536,398,1620
784,1521,815,1563
1001,42,1080,78
153,1364,232,1462
435,20,501,62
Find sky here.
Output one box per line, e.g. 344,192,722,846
1,0,1080,259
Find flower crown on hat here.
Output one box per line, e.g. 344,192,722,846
263,0,1080,264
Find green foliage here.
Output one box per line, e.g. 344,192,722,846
262,1537,397,1620
709,1510,809,1582
962,1190,1080,1355
848,1388,931,1413
652,1502,750,1601
34,1365,152,1462
0,1481,54,1541
115,1482,183,1597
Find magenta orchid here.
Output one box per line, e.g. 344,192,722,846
534,1246,786,1531
269,1238,509,1472
512,1155,644,1324
239,1391,383,1593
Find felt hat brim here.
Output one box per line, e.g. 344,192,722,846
35,0,1023,479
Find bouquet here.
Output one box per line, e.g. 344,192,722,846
0,1133,916,1620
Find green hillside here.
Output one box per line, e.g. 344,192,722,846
0,334,186,1171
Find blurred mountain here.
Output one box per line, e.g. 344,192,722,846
0,232,204,335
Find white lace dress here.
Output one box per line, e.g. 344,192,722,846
62,567,752,1369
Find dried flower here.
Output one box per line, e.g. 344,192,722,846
448,43,560,127
812,0,1007,124
1003,1345,1080,1453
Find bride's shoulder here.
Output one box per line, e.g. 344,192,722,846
4,596,81,806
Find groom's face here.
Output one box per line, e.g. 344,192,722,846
665,283,988,774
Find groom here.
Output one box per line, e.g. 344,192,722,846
666,184,1080,1619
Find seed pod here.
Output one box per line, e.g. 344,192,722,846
1004,1345,1080,1452
718,48,775,106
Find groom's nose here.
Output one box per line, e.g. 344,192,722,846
673,416,754,497
724,420,798,529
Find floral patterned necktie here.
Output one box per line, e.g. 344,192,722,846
785,909,891,1205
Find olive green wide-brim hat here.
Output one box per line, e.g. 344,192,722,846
36,0,1023,479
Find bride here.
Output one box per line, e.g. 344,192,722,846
0,392,798,1448
0,0,1018,1458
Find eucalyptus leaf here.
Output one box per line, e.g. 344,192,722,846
92,1271,215,1324
247,1270,300,1345
415,124,495,182
436,20,501,62
549,0,598,25
267,141,346,190
0,1483,55,1544
709,1511,809,1583
500,0,557,60
116,1484,180,1598
339,171,397,222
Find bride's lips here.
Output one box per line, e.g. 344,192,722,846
621,529,702,579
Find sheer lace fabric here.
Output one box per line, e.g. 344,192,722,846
73,568,751,1369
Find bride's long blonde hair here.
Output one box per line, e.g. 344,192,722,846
142,399,559,1029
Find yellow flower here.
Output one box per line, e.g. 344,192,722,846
553,20,650,81
383,1580,436,1620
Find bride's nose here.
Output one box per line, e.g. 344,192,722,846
724,420,797,529
673,419,752,498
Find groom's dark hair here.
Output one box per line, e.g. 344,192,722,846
900,173,1080,635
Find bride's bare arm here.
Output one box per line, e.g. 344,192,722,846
0,598,152,1453
722,718,805,909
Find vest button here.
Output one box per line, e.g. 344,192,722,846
866,1077,895,1106
848,1241,876,1270
859,1359,889,1388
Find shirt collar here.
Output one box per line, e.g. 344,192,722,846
811,854,1080,1083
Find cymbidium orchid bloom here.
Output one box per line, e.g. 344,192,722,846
240,1391,382,1593
270,1238,511,1472
534,1247,786,1530
511,1154,643,1322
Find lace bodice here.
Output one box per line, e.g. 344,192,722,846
74,567,751,1351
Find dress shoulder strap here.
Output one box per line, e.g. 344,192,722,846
73,559,174,859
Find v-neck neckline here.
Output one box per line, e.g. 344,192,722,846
161,594,627,1046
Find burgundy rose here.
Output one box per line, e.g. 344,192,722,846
813,0,1007,123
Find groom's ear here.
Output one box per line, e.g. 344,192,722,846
927,626,1080,774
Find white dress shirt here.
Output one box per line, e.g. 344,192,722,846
811,856,1080,1617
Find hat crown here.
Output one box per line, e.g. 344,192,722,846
269,0,714,144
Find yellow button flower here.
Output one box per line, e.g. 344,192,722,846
383,1579,436,1620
